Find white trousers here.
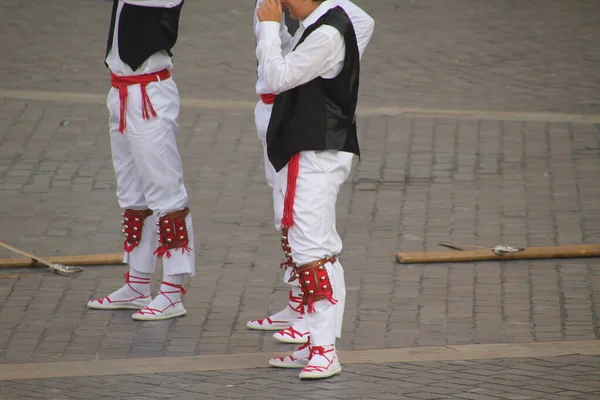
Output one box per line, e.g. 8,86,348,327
108,77,195,276
276,150,352,345
255,100,350,345
254,100,283,227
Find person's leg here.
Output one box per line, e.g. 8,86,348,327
246,101,304,331
270,151,353,379
114,79,194,321
87,88,157,310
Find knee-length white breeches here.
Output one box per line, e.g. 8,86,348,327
275,150,354,345
107,78,195,277
255,100,290,284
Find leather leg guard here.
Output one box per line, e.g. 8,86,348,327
122,209,153,253
154,207,192,258
296,256,338,313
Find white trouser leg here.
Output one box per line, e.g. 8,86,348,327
276,151,353,345
162,213,195,276
255,100,288,287
122,214,159,274
108,78,194,277
276,185,288,288
254,100,276,189
255,100,284,232
303,259,346,345
331,258,346,338
278,151,353,264
109,86,157,274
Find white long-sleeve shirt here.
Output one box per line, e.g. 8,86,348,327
256,0,374,95
105,0,183,76
254,1,293,95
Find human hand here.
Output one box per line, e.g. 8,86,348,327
257,0,283,22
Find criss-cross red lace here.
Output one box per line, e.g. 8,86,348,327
274,340,311,362
93,272,149,304
135,281,186,316
301,346,336,373
277,326,308,339
288,293,305,314
309,346,334,361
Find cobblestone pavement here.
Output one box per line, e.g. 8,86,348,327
1,0,600,399
1,103,599,363
0,0,599,113
2,355,600,400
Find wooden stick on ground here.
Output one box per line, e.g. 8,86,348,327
0,253,126,269
0,275,21,280
396,244,600,264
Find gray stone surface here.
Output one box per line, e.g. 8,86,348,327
0,0,599,398
0,0,599,113
1,106,599,362
1,356,600,399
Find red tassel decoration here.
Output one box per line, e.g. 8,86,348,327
141,83,157,121
118,86,128,133
281,154,300,229
307,298,316,313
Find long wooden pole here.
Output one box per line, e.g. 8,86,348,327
0,253,126,269
396,244,600,264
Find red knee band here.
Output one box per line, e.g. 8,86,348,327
296,256,338,312
153,207,192,258
122,209,153,253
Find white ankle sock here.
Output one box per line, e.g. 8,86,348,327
292,340,311,359
145,274,186,312
307,344,336,367
270,289,304,321
103,268,151,301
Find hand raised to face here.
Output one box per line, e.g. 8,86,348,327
257,0,283,22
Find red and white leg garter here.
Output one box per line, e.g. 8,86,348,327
154,207,193,258
296,256,338,313
122,209,153,253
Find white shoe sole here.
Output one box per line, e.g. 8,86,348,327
273,333,309,344
87,299,151,310
299,366,342,379
132,308,187,321
269,358,308,369
246,321,292,331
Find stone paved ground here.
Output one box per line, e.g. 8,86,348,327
0,0,599,113
0,0,600,399
2,356,600,400
1,107,599,363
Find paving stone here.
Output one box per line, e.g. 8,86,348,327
1,356,598,400
1,0,600,398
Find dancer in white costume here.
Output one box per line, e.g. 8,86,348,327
247,0,374,349
246,0,306,337
87,0,195,321
256,0,373,379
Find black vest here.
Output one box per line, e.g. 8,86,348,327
105,0,184,71
266,7,361,172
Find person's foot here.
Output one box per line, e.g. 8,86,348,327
132,281,187,321
132,302,187,321
269,341,310,368
299,346,341,379
87,273,151,310
247,291,304,331
272,324,309,344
